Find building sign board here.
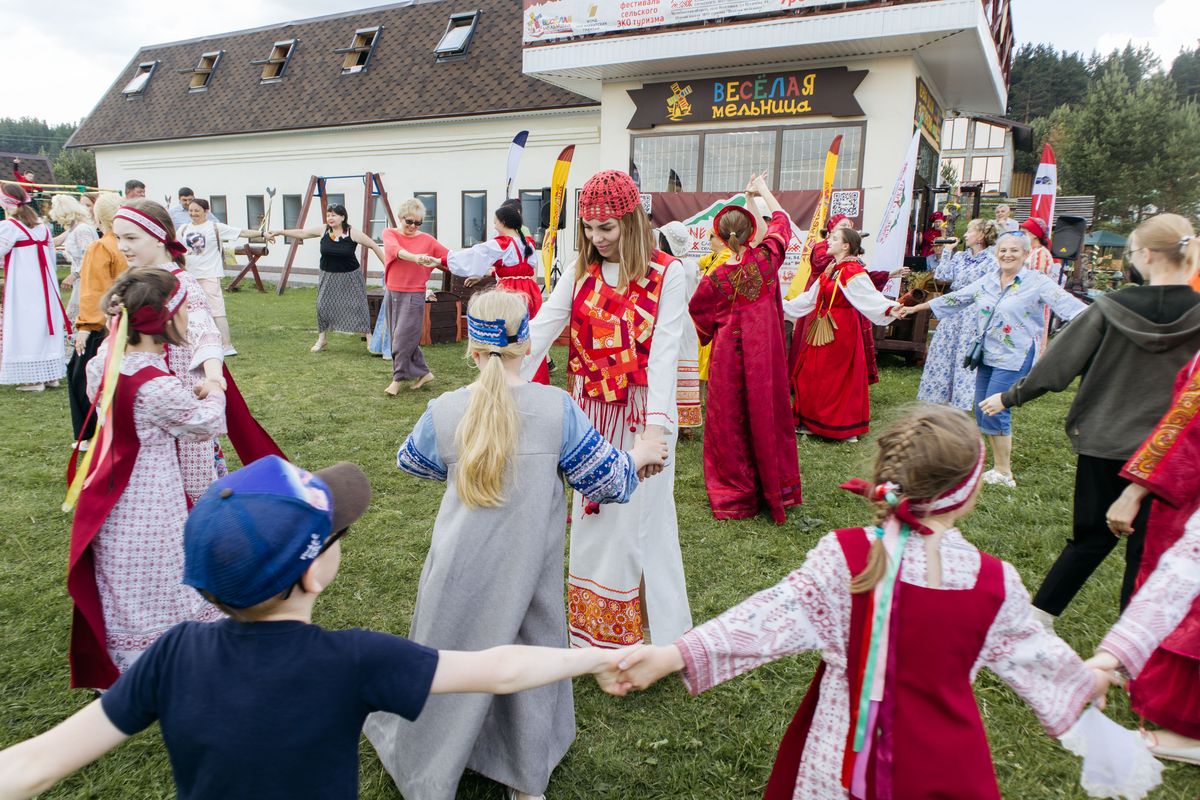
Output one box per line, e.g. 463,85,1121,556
523,0,870,43
914,77,943,149
627,67,867,129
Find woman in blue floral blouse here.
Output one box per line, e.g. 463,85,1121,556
916,218,1000,410
899,232,1086,486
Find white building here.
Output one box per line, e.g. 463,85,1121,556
68,0,1016,280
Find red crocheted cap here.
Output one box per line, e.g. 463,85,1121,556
578,170,641,221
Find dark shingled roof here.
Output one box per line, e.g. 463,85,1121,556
68,0,596,149
0,152,55,185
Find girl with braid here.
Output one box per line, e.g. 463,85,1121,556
615,405,1111,799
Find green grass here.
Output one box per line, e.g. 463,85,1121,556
2,282,1199,799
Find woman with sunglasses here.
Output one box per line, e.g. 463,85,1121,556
377,199,449,394
977,213,1200,634
270,204,387,355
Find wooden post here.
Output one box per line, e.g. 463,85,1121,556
277,175,320,295
359,172,374,279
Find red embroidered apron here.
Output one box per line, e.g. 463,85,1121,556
66,366,167,689
492,235,549,384
766,528,1005,799
4,219,71,336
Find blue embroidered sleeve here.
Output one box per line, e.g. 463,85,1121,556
558,395,638,504
396,404,447,481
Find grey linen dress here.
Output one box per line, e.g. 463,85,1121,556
366,382,638,798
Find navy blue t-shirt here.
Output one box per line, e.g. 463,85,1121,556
101,619,438,799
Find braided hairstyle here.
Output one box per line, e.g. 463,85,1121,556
101,267,187,348
850,405,982,594
495,202,533,259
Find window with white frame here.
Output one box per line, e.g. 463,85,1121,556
973,121,1006,149
941,157,966,184
970,156,1004,192
435,12,480,60
123,62,158,95
941,117,969,150
631,135,699,193
779,125,864,190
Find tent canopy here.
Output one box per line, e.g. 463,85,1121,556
1084,230,1127,249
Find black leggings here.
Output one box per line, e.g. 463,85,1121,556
67,327,107,441
1033,455,1151,616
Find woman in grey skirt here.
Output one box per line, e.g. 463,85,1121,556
366,290,667,800
271,204,386,352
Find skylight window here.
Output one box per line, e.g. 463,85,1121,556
435,12,480,61
253,40,297,82
336,27,381,74
122,62,158,95
187,51,223,92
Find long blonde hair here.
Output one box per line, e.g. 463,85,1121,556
50,194,92,229
574,206,656,289
455,290,530,508
1133,213,1200,276
850,405,982,594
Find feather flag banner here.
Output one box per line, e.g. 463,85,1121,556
505,130,529,200
541,144,575,288
875,129,922,299
1030,143,1057,236
785,134,842,300
63,310,128,512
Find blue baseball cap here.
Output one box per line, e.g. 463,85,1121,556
183,456,370,608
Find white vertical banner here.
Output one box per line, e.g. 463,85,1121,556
875,130,922,298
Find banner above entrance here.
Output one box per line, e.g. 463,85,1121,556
627,67,867,129
523,0,871,43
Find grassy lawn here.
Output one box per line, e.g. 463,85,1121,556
2,282,1198,799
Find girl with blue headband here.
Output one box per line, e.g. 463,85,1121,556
367,289,667,800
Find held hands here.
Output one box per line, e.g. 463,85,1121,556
617,644,686,691
1105,484,1147,537
636,425,669,480
630,434,670,474
417,255,441,269
978,393,1006,417
193,377,226,399
1082,650,1124,708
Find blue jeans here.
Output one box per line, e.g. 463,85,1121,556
974,346,1035,435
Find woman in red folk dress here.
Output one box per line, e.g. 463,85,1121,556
617,405,1110,799
67,268,227,689
436,203,548,384
784,228,900,441
689,173,800,523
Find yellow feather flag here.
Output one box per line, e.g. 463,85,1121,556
541,145,575,288
785,134,842,300
63,310,128,513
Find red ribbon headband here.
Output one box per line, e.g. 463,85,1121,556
711,204,761,248
840,441,986,536
129,280,187,334
115,206,188,258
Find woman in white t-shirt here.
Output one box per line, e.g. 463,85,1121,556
178,198,259,355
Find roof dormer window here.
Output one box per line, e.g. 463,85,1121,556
186,51,223,92
252,40,297,82
122,61,158,96
435,12,480,62
336,27,380,74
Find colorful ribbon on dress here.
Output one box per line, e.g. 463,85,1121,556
64,309,129,512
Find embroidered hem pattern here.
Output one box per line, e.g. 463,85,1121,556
567,576,642,648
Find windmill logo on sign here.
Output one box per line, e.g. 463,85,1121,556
666,83,694,121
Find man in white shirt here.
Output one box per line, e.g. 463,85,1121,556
995,204,1020,233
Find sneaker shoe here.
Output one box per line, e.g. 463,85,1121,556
46,379,61,388
982,469,1016,488
796,426,813,436
845,436,859,443
72,440,90,452
223,347,238,357
16,383,45,392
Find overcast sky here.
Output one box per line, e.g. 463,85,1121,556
4,0,1195,127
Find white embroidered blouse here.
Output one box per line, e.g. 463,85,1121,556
674,528,1095,799
1101,507,1200,677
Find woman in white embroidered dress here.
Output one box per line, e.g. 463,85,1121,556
617,405,1109,799
94,200,226,500
0,183,69,391
523,169,692,648
50,194,98,322
81,267,226,677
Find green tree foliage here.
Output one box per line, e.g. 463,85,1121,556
1087,43,1161,85
52,148,97,188
0,117,77,158
1054,70,1200,224
1169,47,1200,102
1006,44,1090,123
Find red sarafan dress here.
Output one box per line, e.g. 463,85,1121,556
1118,352,1200,736
784,259,898,439
689,211,801,523
449,234,549,384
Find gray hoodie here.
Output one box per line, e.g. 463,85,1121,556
1002,285,1200,460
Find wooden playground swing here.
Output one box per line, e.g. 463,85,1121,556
273,172,396,295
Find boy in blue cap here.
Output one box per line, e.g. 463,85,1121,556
0,456,635,799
